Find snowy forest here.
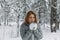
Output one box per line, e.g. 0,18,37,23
0,0,60,40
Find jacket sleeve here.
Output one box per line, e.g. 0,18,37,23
20,24,32,40
34,24,43,39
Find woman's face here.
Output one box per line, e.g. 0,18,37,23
28,14,35,23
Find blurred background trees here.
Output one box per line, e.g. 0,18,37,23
0,0,60,37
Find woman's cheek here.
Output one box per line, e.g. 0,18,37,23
32,19,35,22
28,18,32,23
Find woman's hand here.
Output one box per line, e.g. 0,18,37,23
29,23,37,30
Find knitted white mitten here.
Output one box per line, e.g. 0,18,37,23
29,23,37,30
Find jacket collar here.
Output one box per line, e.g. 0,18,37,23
24,22,30,26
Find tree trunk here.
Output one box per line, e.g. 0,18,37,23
50,0,59,32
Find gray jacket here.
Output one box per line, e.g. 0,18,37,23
20,22,43,40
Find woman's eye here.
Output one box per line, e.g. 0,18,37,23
33,17,35,18
29,17,32,18
29,17,35,19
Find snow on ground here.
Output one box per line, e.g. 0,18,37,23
42,29,60,40
0,22,60,40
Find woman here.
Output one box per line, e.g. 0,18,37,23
20,11,43,40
